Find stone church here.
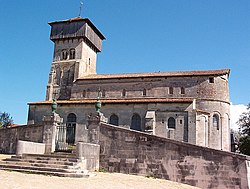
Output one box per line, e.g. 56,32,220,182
28,17,231,151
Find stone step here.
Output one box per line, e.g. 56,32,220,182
0,152,91,178
24,152,77,159
0,167,90,178
0,162,83,173
0,160,79,169
3,157,77,166
23,153,77,158
11,154,79,163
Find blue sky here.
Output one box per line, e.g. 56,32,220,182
0,0,250,125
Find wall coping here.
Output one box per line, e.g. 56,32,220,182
0,124,43,131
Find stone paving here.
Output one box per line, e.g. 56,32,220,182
0,170,200,189
0,155,200,189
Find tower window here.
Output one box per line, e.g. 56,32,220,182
181,87,185,94
102,90,106,97
87,89,90,98
209,77,214,83
143,89,147,96
69,49,75,59
61,50,68,60
122,89,126,97
169,87,173,95
89,58,91,65
82,90,86,98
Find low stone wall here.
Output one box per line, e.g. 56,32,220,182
76,142,100,171
0,125,44,154
16,140,45,156
96,123,249,189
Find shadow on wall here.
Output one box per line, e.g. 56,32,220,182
0,125,44,154
92,122,249,189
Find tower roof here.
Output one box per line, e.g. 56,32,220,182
49,17,105,40
48,17,105,52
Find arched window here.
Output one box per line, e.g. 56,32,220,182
61,50,68,60
181,87,185,94
209,77,214,83
213,114,219,130
168,117,176,129
69,48,75,59
87,89,90,98
66,113,76,144
102,90,106,97
143,88,147,96
169,87,173,95
131,114,141,131
122,89,126,97
67,113,76,122
109,114,119,126
82,90,86,98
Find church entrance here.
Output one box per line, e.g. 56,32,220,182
66,113,76,145
55,113,76,152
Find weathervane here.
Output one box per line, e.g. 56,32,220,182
78,1,84,17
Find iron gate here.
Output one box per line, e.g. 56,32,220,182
55,123,68,151
66,123,76,145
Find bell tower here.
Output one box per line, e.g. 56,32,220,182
46,17,105,100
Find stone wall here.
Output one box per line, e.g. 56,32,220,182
28,102,195,144
28,100,230,151
16,140,45,156
94,122,249,189
0,125,44,154
72,74,229,102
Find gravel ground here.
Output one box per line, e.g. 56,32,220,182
0,154,200,189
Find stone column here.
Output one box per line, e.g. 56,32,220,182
87,112,107,144
42,113,63,153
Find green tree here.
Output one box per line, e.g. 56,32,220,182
0,112,13,128
237,103,250,155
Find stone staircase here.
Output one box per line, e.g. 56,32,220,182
0,153,92,177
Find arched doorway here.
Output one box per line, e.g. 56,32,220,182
168,117,176,129
131,114,141,131
66,113,76,145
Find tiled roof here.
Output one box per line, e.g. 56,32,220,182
196,109,210,114
78,69,230,80
29,98,194,105
49,17,85,24
7,124,22,128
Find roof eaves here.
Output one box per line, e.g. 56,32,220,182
77,69,230,81
28,98,194,105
